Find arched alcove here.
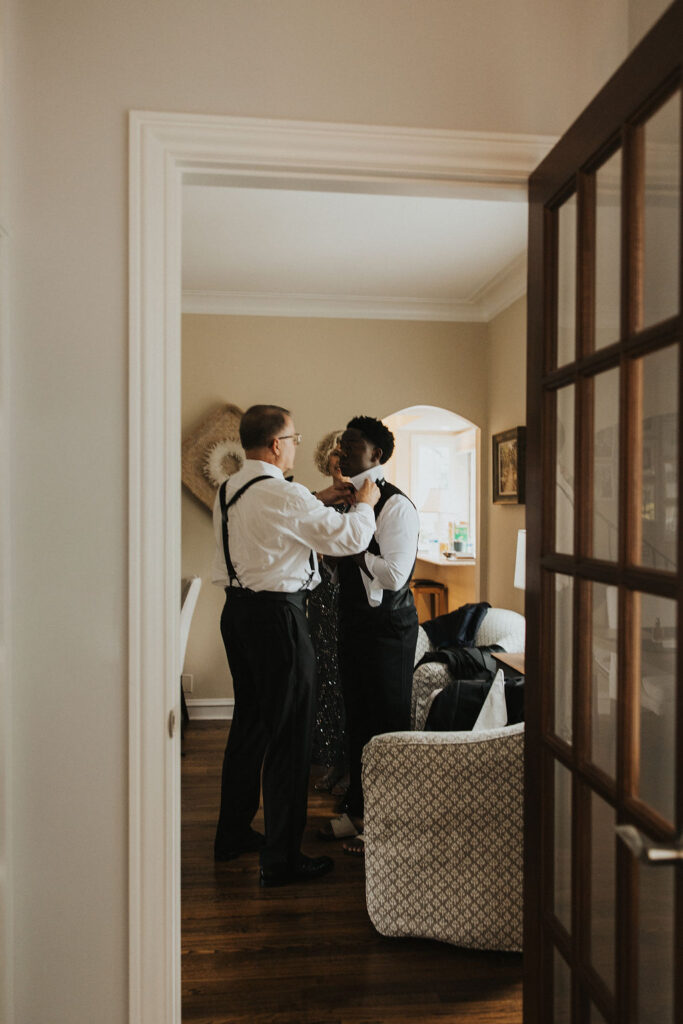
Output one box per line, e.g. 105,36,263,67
383,404,481,615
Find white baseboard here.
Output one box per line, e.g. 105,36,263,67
185,698,234,720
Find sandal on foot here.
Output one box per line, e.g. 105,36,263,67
317,813,359,841
342,834,365,857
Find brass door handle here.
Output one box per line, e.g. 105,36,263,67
616,825,683,864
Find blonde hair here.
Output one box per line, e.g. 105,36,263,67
313,429,344,476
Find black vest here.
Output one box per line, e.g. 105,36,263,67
338,479,417,612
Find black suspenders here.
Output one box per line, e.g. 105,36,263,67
219,475,270,588
219,475,315,591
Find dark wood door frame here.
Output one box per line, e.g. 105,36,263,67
525,4,682,1021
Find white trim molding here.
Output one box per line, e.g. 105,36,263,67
129,110,552,1024
182,288,494,322
129,114,183,1024
186,697,234,721
145,111,555,198
181,249,529,323
0,223,15,1024
468,252,528,322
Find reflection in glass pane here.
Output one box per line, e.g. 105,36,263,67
639,346,678,570
643,91,681,328
593,369,620,561
595,149,622,350
554,761,572,932
557,194,577,366
590,583,618,778
590,794,615,992
556,386,575,555
638,593,677,823
639,863,674,1024
554,575,573,743
554,948,572,1024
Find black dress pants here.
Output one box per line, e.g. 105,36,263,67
215,588,317,870
339,601,418,818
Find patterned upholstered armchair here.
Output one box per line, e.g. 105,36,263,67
362,607,526,952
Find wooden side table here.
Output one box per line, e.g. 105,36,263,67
492,651,525,676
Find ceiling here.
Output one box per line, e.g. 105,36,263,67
182,184,528,323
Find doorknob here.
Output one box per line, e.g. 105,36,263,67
616,825,683,864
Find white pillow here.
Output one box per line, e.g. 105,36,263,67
472,669,507,731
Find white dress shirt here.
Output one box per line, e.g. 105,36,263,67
212,459,376,593
346,465,420,608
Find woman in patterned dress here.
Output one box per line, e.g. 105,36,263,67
308,430,349,793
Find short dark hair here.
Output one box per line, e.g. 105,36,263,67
240,405,290,450
346,415,395,464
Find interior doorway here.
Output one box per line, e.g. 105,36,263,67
129,111,547,1022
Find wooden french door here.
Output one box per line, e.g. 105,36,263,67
525,4,683,1023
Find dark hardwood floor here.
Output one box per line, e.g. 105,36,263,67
182,721,523,1024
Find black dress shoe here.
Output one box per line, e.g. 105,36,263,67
214,827,265,861
259,854,334,887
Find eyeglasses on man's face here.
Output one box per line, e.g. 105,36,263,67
277,433,302,446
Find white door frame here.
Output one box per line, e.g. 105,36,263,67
128,109,553,1024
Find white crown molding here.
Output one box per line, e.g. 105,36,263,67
182,289,489,322
186,698,234,721
468,252,528,321
181,250,529,323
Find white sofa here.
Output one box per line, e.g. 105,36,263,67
362,606,525,952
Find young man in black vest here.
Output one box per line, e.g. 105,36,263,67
333,416,419,850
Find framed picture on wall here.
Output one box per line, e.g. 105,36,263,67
492,427,526,505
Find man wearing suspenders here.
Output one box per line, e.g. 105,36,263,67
212,405,379,886
334,416,420,848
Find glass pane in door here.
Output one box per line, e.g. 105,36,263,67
557,194,577,367
593,369,620,561
556,386,575,554
595,149,622,350
643,90,681,328
554,760,572,930
638,345,678,570
638,863,675,1024
638,593,677,823
554,574,574,743
590,583,618,777
554,947,572,1023
590,1005,609,1024
590,793,615,992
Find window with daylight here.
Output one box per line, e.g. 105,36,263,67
383,405,479,560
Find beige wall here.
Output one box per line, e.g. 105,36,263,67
486,297,527,616
4,1,636,1020
181,313,489,700
182,301,529,699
